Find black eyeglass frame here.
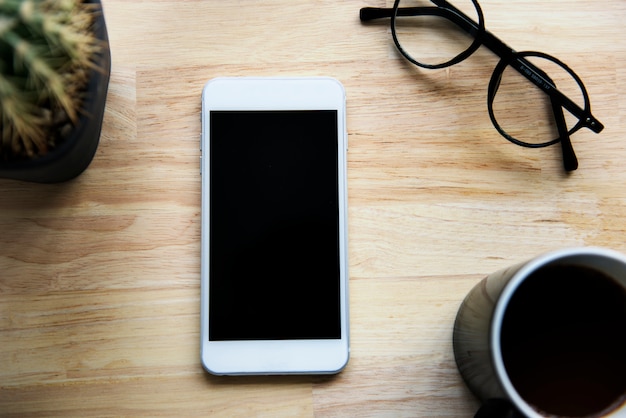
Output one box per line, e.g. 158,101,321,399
360,0,604,171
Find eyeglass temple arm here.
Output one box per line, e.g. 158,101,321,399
360,6,482,39
553,96,579,171
539,70,578,171
360,5,473,21
359,6,604,135
359,7,393,20
360,0,453,19
519,50,579,170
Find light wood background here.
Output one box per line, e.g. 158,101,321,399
1,1,625,416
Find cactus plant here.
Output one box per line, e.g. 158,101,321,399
0,0,103,161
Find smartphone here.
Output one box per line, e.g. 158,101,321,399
200,77,349,375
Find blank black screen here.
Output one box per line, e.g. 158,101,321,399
209,111,341,341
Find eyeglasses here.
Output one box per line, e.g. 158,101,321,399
359,0,604,171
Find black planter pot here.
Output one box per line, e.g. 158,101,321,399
0,0,111,183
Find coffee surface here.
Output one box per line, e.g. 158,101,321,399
500,264,626,417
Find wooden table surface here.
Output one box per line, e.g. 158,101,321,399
1,1,625,416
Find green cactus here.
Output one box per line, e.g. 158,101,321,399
0,0,102,160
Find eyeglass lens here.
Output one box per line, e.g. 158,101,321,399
490,55,587,148
393,0,481,68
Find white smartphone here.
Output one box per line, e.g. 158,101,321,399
200,77,349,375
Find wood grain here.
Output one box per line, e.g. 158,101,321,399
1,0,625,416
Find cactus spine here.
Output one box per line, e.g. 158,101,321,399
0,0,101,160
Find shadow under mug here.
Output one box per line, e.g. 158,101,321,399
453,247,626,417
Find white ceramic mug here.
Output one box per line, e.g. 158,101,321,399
453,247,626,417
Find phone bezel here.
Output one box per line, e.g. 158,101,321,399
200,77,349,375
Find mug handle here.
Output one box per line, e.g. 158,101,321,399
475,399,525,418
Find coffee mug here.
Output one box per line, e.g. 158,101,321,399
453,247,626,417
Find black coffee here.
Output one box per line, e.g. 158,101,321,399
500,264,626,417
